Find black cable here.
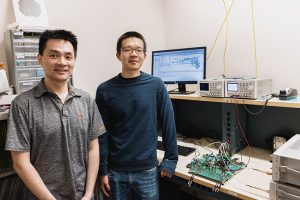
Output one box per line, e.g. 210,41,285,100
169,87,179,92
243,95,275,115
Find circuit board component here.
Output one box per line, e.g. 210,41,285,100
187,153,246,184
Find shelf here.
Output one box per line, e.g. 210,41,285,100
16,65,42,69
170,94,300,109
0,168,16,179
6,29,43,94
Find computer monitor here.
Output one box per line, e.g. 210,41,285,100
152,47,206,94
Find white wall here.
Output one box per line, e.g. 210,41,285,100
0,0,15,67
0,0,166,96
163,0,300,94
1,0,300,95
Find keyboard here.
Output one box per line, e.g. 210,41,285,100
157,140,196,156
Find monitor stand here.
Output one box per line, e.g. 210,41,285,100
168,83,195,95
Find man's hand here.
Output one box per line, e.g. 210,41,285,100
160,169,172,178
100,175,110,197
11,151,56,200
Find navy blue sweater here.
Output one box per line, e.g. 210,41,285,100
96,72,178,176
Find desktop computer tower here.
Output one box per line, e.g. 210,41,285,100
222,103,246,154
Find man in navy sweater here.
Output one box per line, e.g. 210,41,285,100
96,31,178,200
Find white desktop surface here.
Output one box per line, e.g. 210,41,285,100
0,95,16,120
0,95,17,105
157,136,272,200
169,94,300,109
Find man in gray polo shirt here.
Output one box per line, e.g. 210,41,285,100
5,29,105,200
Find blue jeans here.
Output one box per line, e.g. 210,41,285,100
108,167,159,200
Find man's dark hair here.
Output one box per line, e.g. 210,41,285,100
39,29,78,58
116,31,147,53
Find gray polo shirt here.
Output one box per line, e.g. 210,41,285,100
5,80,105,200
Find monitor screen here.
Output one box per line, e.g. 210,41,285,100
152,47,206,94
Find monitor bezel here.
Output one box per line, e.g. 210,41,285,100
151,46,207,84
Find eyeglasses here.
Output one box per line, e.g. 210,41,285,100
121,47,145,54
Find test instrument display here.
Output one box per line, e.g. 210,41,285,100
199,79,225,97
225,78,272,99
199,78,272,99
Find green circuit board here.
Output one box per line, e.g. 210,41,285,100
187,153,246,184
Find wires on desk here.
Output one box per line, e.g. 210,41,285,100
242,94,276,115
225,96,251,166
232,175,270,194
247,167,272,175
186,141,247,189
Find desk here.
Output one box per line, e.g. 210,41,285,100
0,95,16,121
169,94,300,109
157,136,272,200
0,95,17,106
161,94,300,199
